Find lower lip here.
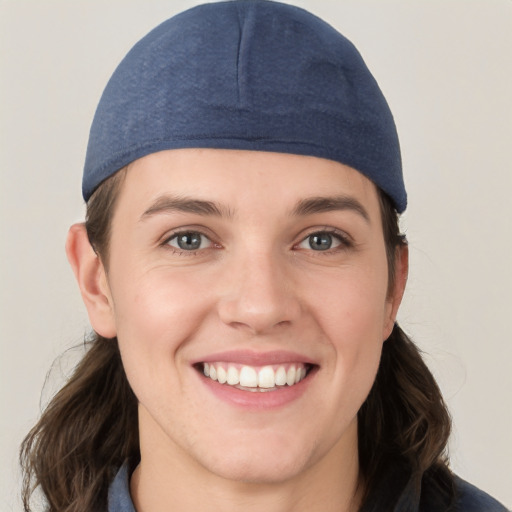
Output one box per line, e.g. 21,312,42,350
196,370,314,410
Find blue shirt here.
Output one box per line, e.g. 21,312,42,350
107,464,509,512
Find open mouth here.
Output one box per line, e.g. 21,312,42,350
195,362,314,392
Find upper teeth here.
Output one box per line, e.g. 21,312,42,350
203,362,307,389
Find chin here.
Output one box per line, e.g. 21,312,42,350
203,450,310,485
188,428,323,485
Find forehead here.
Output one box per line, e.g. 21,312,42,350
118,148,380,215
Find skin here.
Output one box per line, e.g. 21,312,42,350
66,148,408,512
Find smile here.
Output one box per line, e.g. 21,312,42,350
200,362,310,391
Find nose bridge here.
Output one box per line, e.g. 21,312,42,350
217,241,300,333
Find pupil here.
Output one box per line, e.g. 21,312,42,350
309,234,332,251
178,233,201,250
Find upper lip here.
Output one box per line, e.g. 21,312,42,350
193,350,318,366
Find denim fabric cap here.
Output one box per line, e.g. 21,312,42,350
83,0,407,212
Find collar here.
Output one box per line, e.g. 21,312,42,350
108,464,136,512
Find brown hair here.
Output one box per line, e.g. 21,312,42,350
20,176,454,512
357,193,454,510
20,170,139,512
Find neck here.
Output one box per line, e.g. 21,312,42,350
131,408,363,512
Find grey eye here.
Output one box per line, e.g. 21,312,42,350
308,233,333,251
297,232,344,252
168,232,210,251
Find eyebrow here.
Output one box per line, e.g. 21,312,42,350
292,195,370,222
140,193,370,223
140,195,233,220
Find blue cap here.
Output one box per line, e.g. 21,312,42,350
83,0,406,212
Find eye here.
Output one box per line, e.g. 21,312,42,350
297,231,348,252
167,231,211,251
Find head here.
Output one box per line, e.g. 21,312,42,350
68,0,410,489
23,5,454,511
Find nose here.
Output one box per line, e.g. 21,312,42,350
216,249,302,335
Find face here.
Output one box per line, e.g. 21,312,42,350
92,149,403,485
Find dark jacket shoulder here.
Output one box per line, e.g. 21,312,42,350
452,477,509,512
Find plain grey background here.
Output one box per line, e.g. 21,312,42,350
1,1,511,510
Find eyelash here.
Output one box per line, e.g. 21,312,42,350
295,228,353,254
162,228,353,256
163,230,216,255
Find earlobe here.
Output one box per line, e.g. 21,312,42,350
383,244,409,340
65,223,117,338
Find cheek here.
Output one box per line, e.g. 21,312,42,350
108,267,213,396
304,263,389,403
309,260,390,342
112,264,211,337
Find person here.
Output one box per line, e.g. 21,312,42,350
19,2,509,512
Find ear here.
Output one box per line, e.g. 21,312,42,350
65,223,117,338
383,243,409,340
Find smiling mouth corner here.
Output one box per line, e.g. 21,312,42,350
195,362,314,392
